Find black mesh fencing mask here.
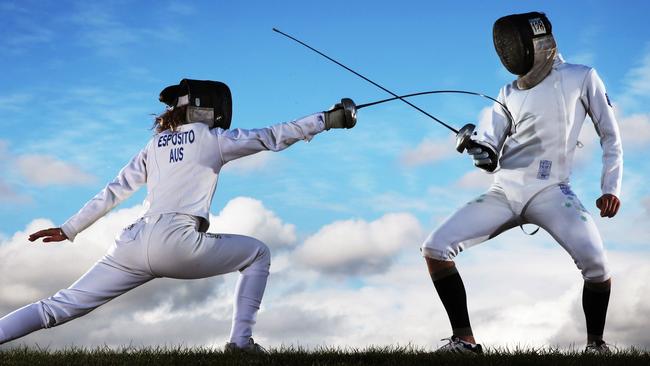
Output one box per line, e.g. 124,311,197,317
493,12,553,76
159,79,232,129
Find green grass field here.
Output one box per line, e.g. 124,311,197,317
1,346,649,366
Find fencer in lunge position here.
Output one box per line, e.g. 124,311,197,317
422,12,622,353
0,79,357,351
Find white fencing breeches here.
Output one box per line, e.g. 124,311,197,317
0,213,270,346
421,183,610,283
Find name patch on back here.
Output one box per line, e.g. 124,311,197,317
537,159,552,180
157,129,195,163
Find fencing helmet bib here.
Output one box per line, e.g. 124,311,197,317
493,12,557,89
159,79,233,129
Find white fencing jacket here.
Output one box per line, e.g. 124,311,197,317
61,113,326,241
476,55,623,209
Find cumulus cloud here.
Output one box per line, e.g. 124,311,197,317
455,169,493,190
0,202,247,348
70,3,184,57
368,192,432,213
618,46,650,112
400,136,455,167
0,180,31,204
548,252,650,348
293,213,424,275
261,229,650,349
208,197,296,249
166,1,196,16
15,154,96,186
1,200,649,351
0,93,33,111
624,49,650,98
0,141,28,203
618,112,650,147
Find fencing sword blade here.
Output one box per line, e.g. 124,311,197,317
272,28,459,134
355,89,514,123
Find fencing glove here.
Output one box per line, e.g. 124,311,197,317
324,98,357,130
467,143,498,172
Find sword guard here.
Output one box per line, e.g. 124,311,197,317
455,123,476,153
340,98,357,128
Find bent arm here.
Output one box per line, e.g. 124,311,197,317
473,88,512,172
583,69,623,197
61,145,149,241
216,112,326,164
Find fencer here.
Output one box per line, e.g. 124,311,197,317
0,79,357,352
421,12,622,354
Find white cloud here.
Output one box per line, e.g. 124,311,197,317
166,1,196,16
69,3,184,58
0,141,30,203
574,106,650,158
625,49,650,97
0,203,238,348
0,180,31,204
15,154,96,186
568,51,595,66
643,197,650,216
400,136,455,167
266,232,650,349
455,169,493,190
368,192,431,212
1,200,649,351
293,213,423,275
618,112,650,146
0,206,142,310
618,46,650,111
0,93,33,111
477,106,493,125
209,196,296,249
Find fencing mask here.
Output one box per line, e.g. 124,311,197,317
159,79,232,129
493,12,557,89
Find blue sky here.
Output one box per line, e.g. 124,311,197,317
1,0,648,236
1,0,649,349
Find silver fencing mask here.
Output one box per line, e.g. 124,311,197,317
159,79,233,129
493,12,557,90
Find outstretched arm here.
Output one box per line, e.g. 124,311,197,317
216,99,356,164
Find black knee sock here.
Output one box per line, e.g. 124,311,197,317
582,280,611,342
431,266,473,337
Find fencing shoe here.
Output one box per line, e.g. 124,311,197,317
436,336,483,355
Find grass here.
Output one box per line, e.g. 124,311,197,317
1,345,649,366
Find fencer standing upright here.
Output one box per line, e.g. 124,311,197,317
0,78,358,351
421,12,622,353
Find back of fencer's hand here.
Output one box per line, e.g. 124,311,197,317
323,98,356,130
467,143,498,172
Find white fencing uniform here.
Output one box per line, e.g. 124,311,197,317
0,113,326,346
422,55,623,283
